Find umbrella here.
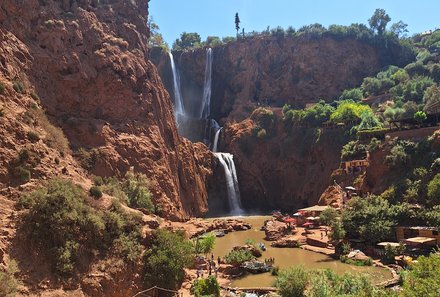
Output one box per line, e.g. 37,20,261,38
345,186,356,191
302,222,314,226
306,217,315,220
293,212,301,216
284,218,296,223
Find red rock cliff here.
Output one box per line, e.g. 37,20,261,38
0,0,213,221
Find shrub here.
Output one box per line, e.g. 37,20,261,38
0,260,20,297
319,208,338,226
0,82,5,95
224,249,254,266
123,170,155,212
330,101,371,124
427,173,440,206
74,148,101,170
402,253,440,297
89,186,103,199
339,88,364,101
250,107,275,130
13,166,31,183
27,131,40,142
275,266,309,297
12,81,24,94
194,232,216,255
144,229,194,290
24,179,105,275
256,128,267,139
192,276,220,297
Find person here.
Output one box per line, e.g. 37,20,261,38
214,266,218,277
196,269,200,279
211,253,214,261
217,256,221,265
321,232,324,240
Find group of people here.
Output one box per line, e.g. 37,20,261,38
264,257,275,264
196,254,219,279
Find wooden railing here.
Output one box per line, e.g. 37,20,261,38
132,286,181,297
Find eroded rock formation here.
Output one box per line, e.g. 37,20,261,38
0,0,213,221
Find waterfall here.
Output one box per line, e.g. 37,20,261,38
168,52,185,124
212,127,222,152
200,48,213,119
214,152,243,215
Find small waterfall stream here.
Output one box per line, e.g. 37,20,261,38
214,152,243,215
168,52,185,127
200,48,213,119
212,127,222,152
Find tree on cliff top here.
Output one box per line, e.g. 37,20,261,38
235,13,240,35
368,8,391,36
173,32,202,50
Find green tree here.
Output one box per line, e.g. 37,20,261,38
144,229,194,290
368,8,391,35
357,110,382,130
235,13,240,35
414,111,427,124
173,32,202,50
330,101,371,124
275,266,309,297
147,16,168,49
224,249,254,266
340,88,364,101
390,21,408,37
192,276,220,297
205,36,223,47
329,220,346,242
319,208,338,226
195,233,216,256
427,173,440,206
402,253,440,297
0,260,20,297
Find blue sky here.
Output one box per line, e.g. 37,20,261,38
149,0,439,46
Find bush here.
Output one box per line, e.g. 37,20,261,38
12,81,24,94
74,148,101,170
0,82,5,95
13,166,31,183
194,232,216,255
123,170,155,212
0,260,20,297
427,173,440,206
224,249,254,266
27,131,40,142
275,266,309,297
144,229,194,290
319,208,338,226
256,128,267,139
89,186,103,199
402,253,440,297
24,179,105,275
330,101,371,124
250,107,275,130
22,180,144,276
192,276,220,297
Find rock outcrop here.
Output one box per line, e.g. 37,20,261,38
0,0,214,221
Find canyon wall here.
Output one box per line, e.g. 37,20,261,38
0,0,213,221
152,35,413,123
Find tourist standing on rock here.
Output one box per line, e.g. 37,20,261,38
218,256,221,265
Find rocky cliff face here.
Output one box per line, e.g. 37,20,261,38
152,35,412,123
0,0,213,221
215,117,347,212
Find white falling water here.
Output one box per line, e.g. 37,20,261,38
212,127,222,152
168,52,185,124
214,152,243,215
200,48,213,119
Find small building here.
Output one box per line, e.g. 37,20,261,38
296,205,329,226
396,226,440,245
340,157,369,174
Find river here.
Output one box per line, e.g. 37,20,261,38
211,216,392,288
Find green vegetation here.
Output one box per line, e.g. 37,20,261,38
192,276,220,297
319,208,338,226
97,170,155,212
89,185,102,199
13,166,31,183
224,249,255,266
330,101,372,125
27,131,40,142
342,195,412,244
275,266,308,297
368,9,391,36
283,100,334,127
401,253,440,297
74,147,101,170
427,173,440,206
194,232,216,255
12,81,24,94
0,260,20,297
148,16,168,50
20,179,144,276
172,32,202,51
0,82,5,95
144,229,194,290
